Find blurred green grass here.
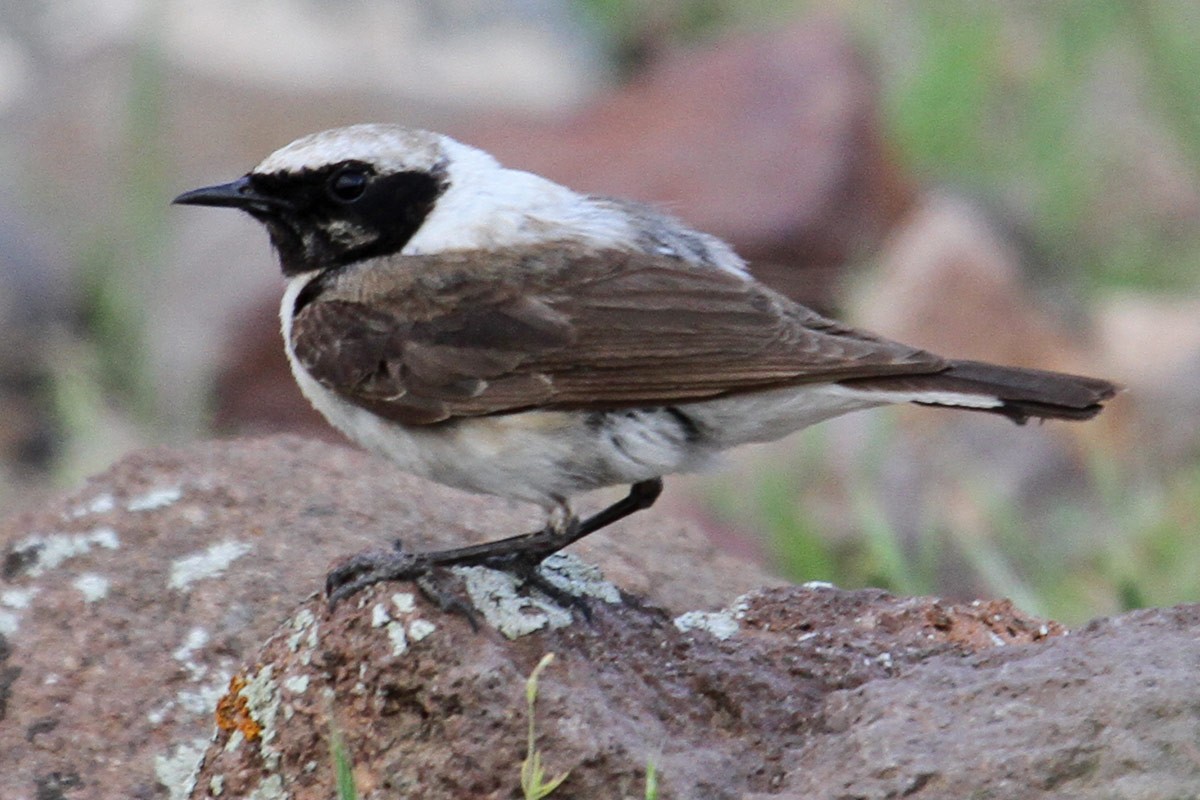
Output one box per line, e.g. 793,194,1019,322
702,421,1200,626
579,0,1200,293
868,0,1200,294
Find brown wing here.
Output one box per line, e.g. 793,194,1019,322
289,245,945,424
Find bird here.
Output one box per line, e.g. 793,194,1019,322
174,123,1117,603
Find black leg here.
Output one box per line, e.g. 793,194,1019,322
325,479,664,604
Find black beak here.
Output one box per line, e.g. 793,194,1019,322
172,176,292,213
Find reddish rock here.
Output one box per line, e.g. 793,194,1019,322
189,585,1064,800
0,436,774,800
460,16,914,309
2,437,1197,799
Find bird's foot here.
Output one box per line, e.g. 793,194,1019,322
325,535,591,622
325,545,431,607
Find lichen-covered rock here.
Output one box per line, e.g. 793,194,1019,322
192,582,1200,800
0,436,773,800
189,580,1066,800
4,435,1199,799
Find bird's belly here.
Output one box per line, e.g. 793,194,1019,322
293,383,700,505
285,352,708,505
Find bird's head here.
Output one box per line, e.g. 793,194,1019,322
173,125,454,276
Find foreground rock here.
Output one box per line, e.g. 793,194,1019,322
190,585,1200,800
0,436,773,800
3,436,1198,799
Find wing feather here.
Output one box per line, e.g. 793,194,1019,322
290,246,944,424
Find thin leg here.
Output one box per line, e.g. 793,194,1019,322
325,479,664,604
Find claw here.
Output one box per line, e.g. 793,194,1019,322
324,548,429,607
415,571,480,632
491,555,593,622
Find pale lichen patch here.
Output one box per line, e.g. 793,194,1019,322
169,540,253,590
176,678,231,717
128,486,184,512
68,492,115,518
246,774,286,800
240,665,282,770
224,729,245,753
386,620,408,655
283,674,310,695
454,566,573,639
371,603,391,627
0,588,35,633
1,587,37,609
536,553,621,604
72,573,110,602
673,610,740,640
408,618,436,641
674,593,753,640
153,737,208,800
284,608,320,666
172,626,211,681
287,609,317,652
391,591,416,614
10,527,120,577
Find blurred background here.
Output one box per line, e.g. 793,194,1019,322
1,0,1198,624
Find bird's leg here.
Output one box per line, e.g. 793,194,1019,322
325,479,664,606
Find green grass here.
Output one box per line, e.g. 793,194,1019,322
521,653,571,800
573,0,1200,294
330,728,359,800
858,0,1200,295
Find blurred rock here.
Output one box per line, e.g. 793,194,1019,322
0,435,777,800
209,304,330,437
461,16,915,310
1095,292,1200,464
854,192,1096,375
0,204,72,493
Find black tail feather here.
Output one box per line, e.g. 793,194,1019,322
841,359,1119,424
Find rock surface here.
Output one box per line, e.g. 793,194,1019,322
2,436,1198,799
0,436,774,800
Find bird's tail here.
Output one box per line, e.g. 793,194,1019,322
839,360,1118,424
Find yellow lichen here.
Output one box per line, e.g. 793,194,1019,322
215,674,263,741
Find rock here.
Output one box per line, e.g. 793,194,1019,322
188,579,1200,799
786,606,1200,799
0,436,775,800
3,436,1198,799
460,16,915,310
190,586,1062,800
855,192,1096,376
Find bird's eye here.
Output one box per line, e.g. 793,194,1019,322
327,167,369,203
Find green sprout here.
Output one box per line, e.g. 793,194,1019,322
521,653,571,799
